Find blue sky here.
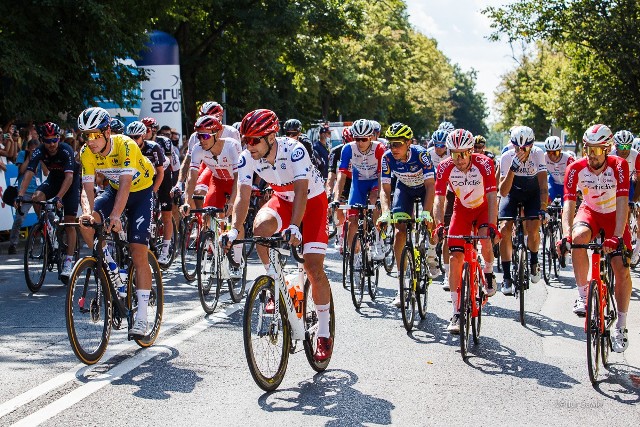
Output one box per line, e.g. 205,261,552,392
405,0,516,121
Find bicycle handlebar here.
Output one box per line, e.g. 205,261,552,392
230,232,305,264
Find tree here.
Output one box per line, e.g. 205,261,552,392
449,65,489,136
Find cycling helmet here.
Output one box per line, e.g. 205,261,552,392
544,136,562,151
385,122,413,140
199,101,223,117
583,124,613,146
430,130,448,145
613,129,634,146
446,129,475,151
283,119,302,133
510,125,535,147
77,107,111,132
240,109,280,137
342,127,354,143
109,118,125,134
38,122,61,139
232,121,241,131
633,137,640,152
438,121,455,133
370,120,381,133
141,117,158,131
125,121,148,137
474,135,487,145
351,119,374,137
194,115,223,133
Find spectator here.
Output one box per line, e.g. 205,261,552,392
313,123,331,180
64,129,76,151
158,125,172,138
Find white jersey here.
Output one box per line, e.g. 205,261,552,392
500,146,547,178
611,148,640,180
187,125,241,157
545,152,574,185
237,137,325,202
427,146,450,172
190,137,242,180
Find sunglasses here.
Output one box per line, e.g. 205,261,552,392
547,149,561,156
451,150,471,160
197,133,217,142
616,143,632,150
244,136,266,147
434,143,446,149
85,132,103,141
43,137,60,144
389,141,406,149
585,146,607,156
517,145,532,152
354,137,370,143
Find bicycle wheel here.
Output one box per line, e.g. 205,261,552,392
57,225,81,285
181,216,199,282
327,210,337,239
417,264,430,320
518,245,527,326
368,262,380,300
24,222,48,293
399,246,416,332
197,231,222,314
586,280,601,383
601,282,614,368
472,267,482,344
459,263,471,358
226,248,247,303
542,226,551,285
243,275,290,391
155,217,177,270
552,225,561,278
341,221,350,289
127,250,164,348
65,257,111,365
382,223,395,274
350,232,365,309
244,209,256,258
303,279,335,372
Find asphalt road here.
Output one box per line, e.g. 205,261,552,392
0,243,638,426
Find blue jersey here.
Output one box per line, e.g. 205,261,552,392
381,145,435,188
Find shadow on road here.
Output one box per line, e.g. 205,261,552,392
592,363,640,404
257,369,394,426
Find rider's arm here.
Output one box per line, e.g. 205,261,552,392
177,153,191,184
231,184,252,231
81,182,95,214
183,168,198,205
153,166,164,193
486,191,498,225
537,170,549,210
334,172,346,201
290,179,309,228
434,194,445,225
633,179,640,203
226,172,239,218
380,182,392,213
326,172,336,197
55,171,74,200
614,196,629,237
498,152,515,197
422,177,435,216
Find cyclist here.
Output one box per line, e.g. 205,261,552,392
371,120,388,147
15,121,81,279
379,122,436,306
610,130,640,264
109,118,125,135
223,109,332,361
125,121,166,194
283,118,318,168
473,135,499,179
498,125,548,294
561,124,631,352
433,129,498,333
181,115,243,276
544,136,574,204
438,121,455,133
326,127,354,251
76,107,156,337
333,119,386,260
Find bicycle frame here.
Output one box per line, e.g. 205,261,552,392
448,233,488,318
269,246,307,341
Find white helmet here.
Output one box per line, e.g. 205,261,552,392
544,136,562,151
125,121,147,137
583,124,613,146
438,121,455,133
351,119,374,137
446,129,475,151
77,107,111,132
633,137,640,152
613,129,634,146
510,126,535,147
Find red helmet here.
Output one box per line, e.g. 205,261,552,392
240,109,280,138
199,101,224,118
141,117,158,130
194,115,222,133
342,127,354,143
39,122,61,139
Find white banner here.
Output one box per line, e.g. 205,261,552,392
138,64,182,131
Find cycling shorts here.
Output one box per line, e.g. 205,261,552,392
548,180,564,204
499,188,541,219
348,178,378,216
205,177,233,210
261,193,328,255
157,171,173,212
448,200,489,252
573,206,631,250
36,173,81,217
94,185,153,246
392,182,425,216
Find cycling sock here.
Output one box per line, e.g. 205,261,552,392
617,311,627,329
136,290,151,321
450,291,458,312
232,244,243,264
578,284,588,298
162,239,171,255
486,273,494,288
530,251,538,265
502,262,511,279
483,263,493,275
316,303,331,338
66,255,74,262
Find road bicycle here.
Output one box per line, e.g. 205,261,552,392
235,233,335,391
542,198,563,284
244,186,272,258
64,220,163,365
628,202,639,268
20,199,80,292
179,194,205,282
149,194,178,270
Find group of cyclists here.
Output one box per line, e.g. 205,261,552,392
15,103,635,364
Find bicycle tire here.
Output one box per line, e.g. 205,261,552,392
244,209,256,258
226,247,247,303
399,246,416,332
327,210,337,239
601,283,614,368
25,222,48,293
243,275,290,391
417,259,430,320
350,232,365,309
154,216,178,270
460,262,471,358
127,250,164,347
542,226,551,285
518,245,527,326
197,231,222,314
472,266,482,344
181,216,199,282
342,221,350,290
65,257,111,365
303,279,336,372
586,279,601,384
382,223,395,274
552,225,561,278
57,225,81,285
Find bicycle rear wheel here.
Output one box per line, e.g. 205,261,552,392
586,280,601,384
542,226,551,285
25,222,48,293
303,279,335,372
127,250,164,347
459,263,471,358
518,245,527,326
197,231,222,314
399,247,416,332
155,216,178,270
65,257,111,365
181,216,199,282
243,275,290,391
368,263,379,300
552,226,561,278
342,222,350,290
228,251,248,303
350,232,366,309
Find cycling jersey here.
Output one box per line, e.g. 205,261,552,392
27,142,79,176
237,137,325,202
564,155,629,214
186,125,241,157
500,146,546,191
436,154,496,209
154,135,173,170
426,146,450,171
339,141,385,180
610,148,640,180
80,134,155,192
190,137,242,180
545,152,575,185
139,140,167,170
381,145,435,188
329,144,351,178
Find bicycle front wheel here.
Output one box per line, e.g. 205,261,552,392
181,216,199,282
342,221,350,290
459,263,471,358
303,279,335,372
65,257,111,365
382,223,395,274
127,250,164,348
243,275,291,391
586,280,601,384
542,226,551,285
399,247,416,332
518,245,527,326
349,232,365,309
197,231,221,314
472,266,482,344
25,222,48,293
417,257,430,320
228,252,248,303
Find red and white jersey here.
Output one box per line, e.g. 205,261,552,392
427,146,450,171
237,137,325,202
545,152,575,185
435,154,496,209
610,148,640,180
190,137,242,181
186,125,241,157
564,156,629,214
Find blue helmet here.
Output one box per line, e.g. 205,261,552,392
110,118,125,134
430,130,448,146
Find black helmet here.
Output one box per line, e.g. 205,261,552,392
110,118,125,134
283,119,302,133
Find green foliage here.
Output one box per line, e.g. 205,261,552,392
450,65,488,136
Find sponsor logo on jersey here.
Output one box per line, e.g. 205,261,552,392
291,147,305,162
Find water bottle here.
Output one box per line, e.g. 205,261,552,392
118,268,128,298
285,270,304,319
46,219,58,249
106,260,123,290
